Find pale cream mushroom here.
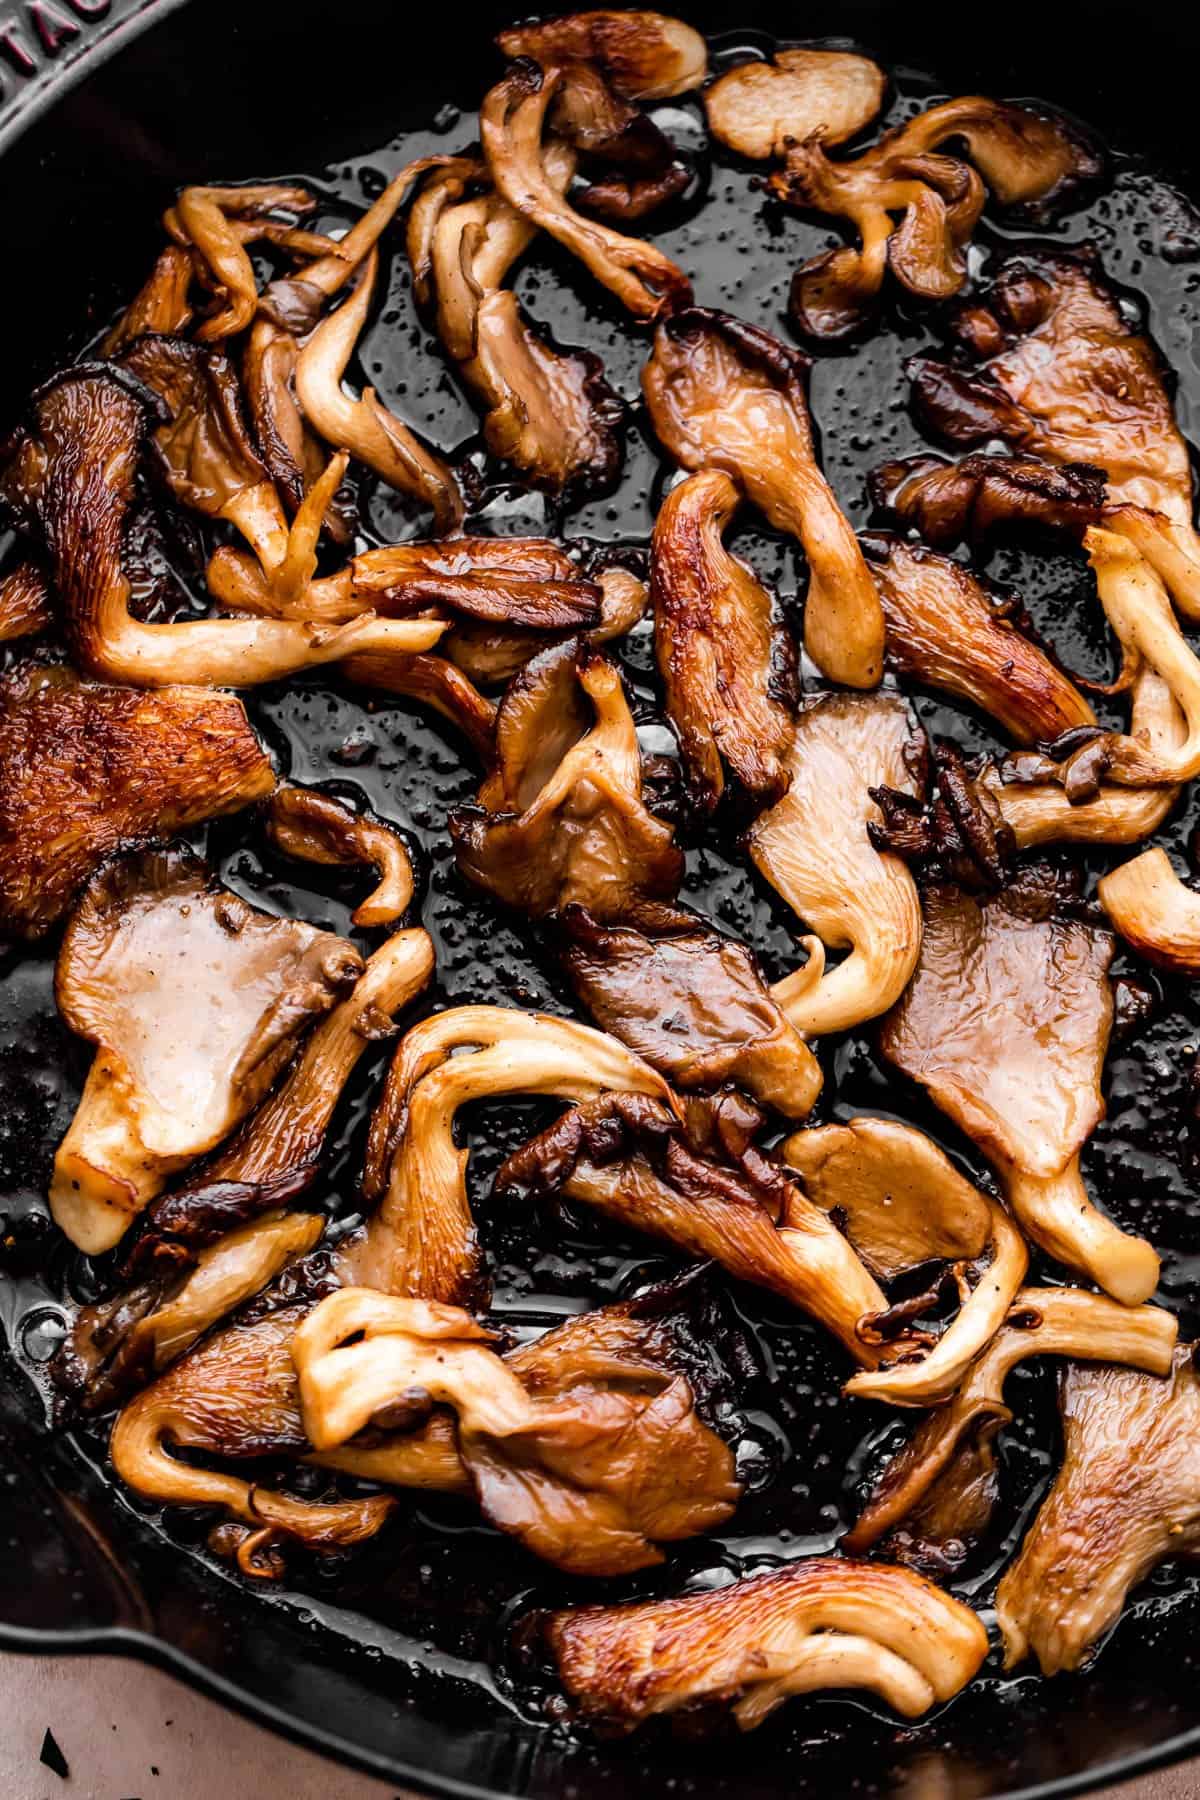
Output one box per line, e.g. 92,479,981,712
706,49,885,162
748,693,923,1038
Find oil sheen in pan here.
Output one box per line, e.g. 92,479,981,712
2,29,1200,1795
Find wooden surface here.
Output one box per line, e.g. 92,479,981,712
2,1652,1195,1800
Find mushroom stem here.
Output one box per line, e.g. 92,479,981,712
1098,845,1200,974
1002,1156,1160,1306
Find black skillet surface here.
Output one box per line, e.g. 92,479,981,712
3,2,1200,1795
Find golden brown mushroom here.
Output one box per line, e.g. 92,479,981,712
497,12,707,99
642,308,883,687
0,560,53,642
846,1287,1178,1555
996,1349,1200,1675
782,1117,1028,1406
0,661,274,940
650,469,797,812
1098,847,1200,975
101,244,196,355
546,1558,989,1730
748,693,923,1037
265,786,414,928
163,183,316,341
51,849,362,1254
705,49,885,162
880,876,1159,1304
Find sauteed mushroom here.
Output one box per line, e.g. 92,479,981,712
771,101,1097,341
51,849,362,1253
496,12,708,100
871,451,1108,547
101,244,195,354
880,876,1159,1304
1098,847,1200,975
545,59,690,223
650,469,797,812
706,49,885,162
546,1559,989,1729
847,1287,1178,1555
266,787,414,927
996,1349,1200,1674
748,693,923,1037
642,308,884,686
0,661,273,940
0,559,52,642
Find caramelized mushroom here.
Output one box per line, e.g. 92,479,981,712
51,849,362,1254
871,451,1108,547
337,649,498,758
546,1559,988,1730
294,250,464,533
480,62,692,321
0,662,273,940
266,786,414,927
560,905,822,1117
339,1005,675,1304
706,49,885,161
846,1287,1178,1554
546,59,690,223
101,244,196,355
497,1093,902,1364
782,1118,1028,1406
880,877,1159,1303
0,368,447,687
163,183,315,341
642,308,884,686
496,12,708,99
650,470,797,812
410,155,624,496
451,643,683,920
869,537,1096,745
771,102,1098,341
909,249,1200,615
748,693,923,1037
293,1283,738,1575
996,1349,1200,1674
1098,847,1200,975
0,559,53,642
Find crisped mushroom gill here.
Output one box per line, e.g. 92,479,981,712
0,368,447,688
869,537,1096,746
782,1118,1028,1407
880,878,1159,1304
480,62,692,321
266,786,414,927
996,1349,1200,1675
846,1287,1178,1555
560,906,821,1118
340,1006,675,1304
547,1559,989,1730
0,662,273,940
51,850,362,1254
642,308,883,687
293,1284,739,1575
706,49,885,161
770,100,1097,341
0,560,52,642
1098,847,1200,975
748,693,923,1038
451,643,682,920
650,469,797,812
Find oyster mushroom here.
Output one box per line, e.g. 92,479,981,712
544,57,691,223
58,929,435,1409
496,12,708,100
846,1287,1178,1555
497,1093,901,1364
560,904,822,1118
51,849,362,1254
782,1117,1028,1407
266,786,414,927
0,559,52,642
650,469,797,812
747,693,923,1038
451,642,683,920
642,308,884,687
880,875,1159,1304
996,1349,1200,1675
1098,847,1200,975
101,244,196,355
339,1005,675,1304
338,650,498,758
437,562,648,690
546,1558,988,1730
0,367,446,687
868,537,1096,747
480,62,691,321
706,49,885,162
0,661,274,940
163,183,316,341
909,249,1200,615
410,155,623,496
871,450,1108,547
770,101,1098,342
293,1282,739,1575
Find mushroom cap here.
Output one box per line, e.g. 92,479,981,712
706,49,885,161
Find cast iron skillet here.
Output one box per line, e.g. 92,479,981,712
3,2,1200,1795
